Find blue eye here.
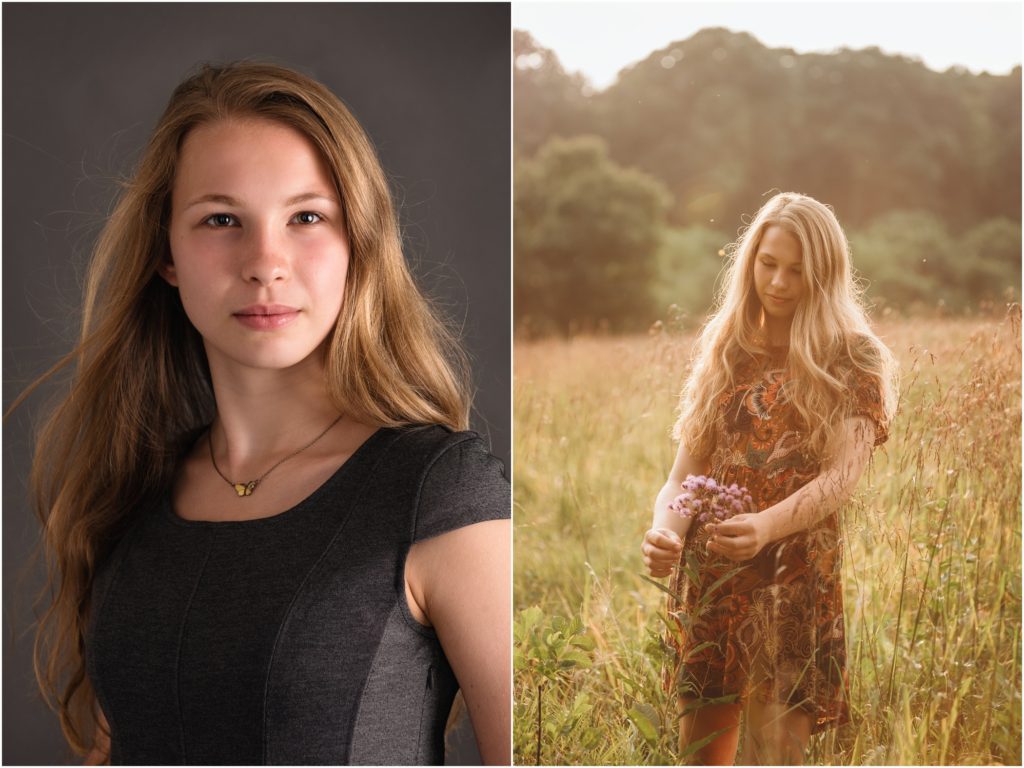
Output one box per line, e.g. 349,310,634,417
292,211,323,225
204,213,237,228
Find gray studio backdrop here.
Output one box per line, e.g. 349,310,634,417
2,3,510,764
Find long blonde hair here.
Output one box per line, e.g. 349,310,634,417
14,61,471,754
676,192,898,460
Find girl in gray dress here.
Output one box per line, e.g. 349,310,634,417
19,62,510,765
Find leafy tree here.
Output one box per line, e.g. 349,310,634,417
851,210,957,311
515,26,1021,232
513,26,1020,333
515,136,671,334
850,211,1021,311
597,28,794,227
957,218,1022,303
652,226,731,325
513,30,591,158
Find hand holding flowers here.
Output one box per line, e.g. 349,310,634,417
670,475,771,561
705,513,772,561
641,528,683,578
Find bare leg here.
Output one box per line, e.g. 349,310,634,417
736,696,812,765
677,697,742,765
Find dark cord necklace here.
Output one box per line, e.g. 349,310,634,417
208,413,344,497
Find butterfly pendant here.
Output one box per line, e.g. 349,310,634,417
234,481,258,497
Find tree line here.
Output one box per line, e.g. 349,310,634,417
514,28,1021,334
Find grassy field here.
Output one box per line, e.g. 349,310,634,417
513,311,1022,765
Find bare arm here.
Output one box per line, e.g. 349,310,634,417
642,440,709,577
708,417,876,560
405,519,511,765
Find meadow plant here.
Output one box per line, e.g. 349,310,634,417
669,475,754,524
514,309,1020,765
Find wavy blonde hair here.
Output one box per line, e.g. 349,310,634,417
675,192,898,461
13,61,471,754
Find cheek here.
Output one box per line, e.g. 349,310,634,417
169,232,228,283
304,249,347,278
752,265,767,290
300,239,349,301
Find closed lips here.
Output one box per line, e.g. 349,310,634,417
234,305,298,316
232,305,300,330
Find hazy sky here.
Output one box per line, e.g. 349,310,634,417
514,1,1022,90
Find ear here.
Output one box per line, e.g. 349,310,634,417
157,263,178,287
157,242,179,287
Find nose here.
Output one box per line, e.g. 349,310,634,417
241,224,289,286
770,269,788,290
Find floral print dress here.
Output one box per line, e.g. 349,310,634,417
664,347,888,733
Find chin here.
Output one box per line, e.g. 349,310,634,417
252,350,324,371
758,300,795,320
206,344,324,373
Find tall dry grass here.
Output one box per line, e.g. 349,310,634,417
513,310,1021,765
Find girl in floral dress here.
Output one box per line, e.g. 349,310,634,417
641,192,897,765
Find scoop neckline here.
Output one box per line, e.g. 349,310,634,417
161,426,388,528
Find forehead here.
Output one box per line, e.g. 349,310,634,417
173,118,335,198
757,224,802,264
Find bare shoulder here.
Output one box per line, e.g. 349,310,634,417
405,519,510,626
404,518,511,764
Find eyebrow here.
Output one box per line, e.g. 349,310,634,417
757,250,802,265
182,191,339,210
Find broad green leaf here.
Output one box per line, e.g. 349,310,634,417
559,651,592,668
518,605,543,637
570,634,596,651
627,706,659,746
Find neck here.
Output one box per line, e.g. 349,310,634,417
762,315,792,347
206,352,342,477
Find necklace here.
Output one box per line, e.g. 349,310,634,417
208,413,344,497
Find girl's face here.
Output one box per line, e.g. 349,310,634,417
163,118,349,375
752,224,804,326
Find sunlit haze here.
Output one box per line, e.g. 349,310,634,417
514,1,1022,90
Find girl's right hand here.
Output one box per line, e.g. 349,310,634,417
641,528,683,578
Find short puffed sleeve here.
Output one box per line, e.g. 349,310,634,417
413,432,511,543
850,371,889,447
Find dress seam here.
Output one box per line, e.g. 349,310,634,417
260,428,404,765
409,432,480,543
413,665,432,765
397,431,481,640
348,603,429,764
343,427,464,763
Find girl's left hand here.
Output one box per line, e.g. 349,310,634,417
705,513,771,561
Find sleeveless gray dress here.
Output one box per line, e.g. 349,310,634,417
85,426,510,765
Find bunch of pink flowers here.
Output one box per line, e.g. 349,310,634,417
669,474,754,524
